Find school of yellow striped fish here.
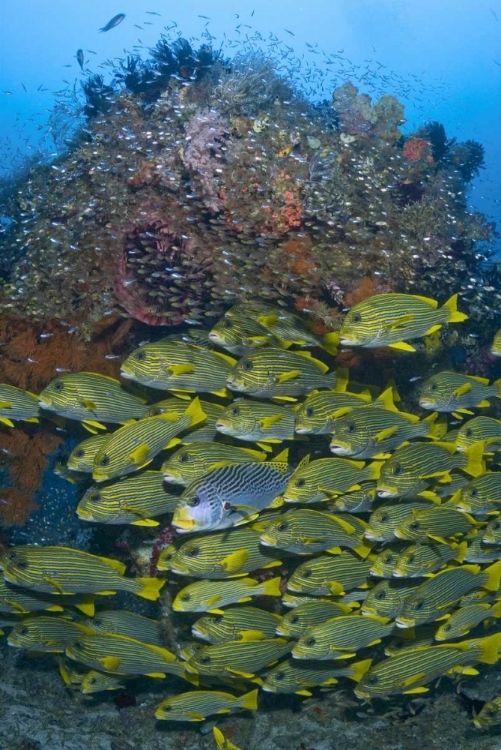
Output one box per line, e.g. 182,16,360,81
4,292,501,736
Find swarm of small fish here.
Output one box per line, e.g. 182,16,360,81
3,294,501,735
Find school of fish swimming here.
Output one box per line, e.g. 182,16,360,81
3,293,501,732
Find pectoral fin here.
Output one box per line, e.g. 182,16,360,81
276,370,301,384
100,656,121,671
129,443,150,465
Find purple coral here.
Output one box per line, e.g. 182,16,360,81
182,108,230,213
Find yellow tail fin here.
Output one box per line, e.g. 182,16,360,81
184,397,207,428
135,577,166,601
239,688,259,711
347,658,372,682
333,368,349,393
477,632,501,664
483,559,501,591
262,577,282,597
443,293,469,323
462,442,486,477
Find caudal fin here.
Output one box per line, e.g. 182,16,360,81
135,577,165,601
462,442,486,477
238,688,259,711
443,293,469,324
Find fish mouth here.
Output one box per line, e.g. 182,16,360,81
353,687,371,700
38,396,53,408
119,365,134,378
226,379,246,391
339,337,360,346
418,398,436,408
259,536,276,547
294,427,312,435
376,487,398,498
76,509,94,520
395,617,414,629
214,420,232,433
162,472,179,482
171,564,190,575
363,531,384,542
261,685,274,693
329,442,353,456
172,518,196,531
207,332,221,343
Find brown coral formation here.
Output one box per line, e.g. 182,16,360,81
0,37,497,334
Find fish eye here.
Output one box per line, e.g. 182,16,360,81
74,449,85,458
296,478,306,488
366,674,378,685
180,593,191,602
276,522,288,533
469,488,478,498
493,521,501,530
91,492,102,502
289,614,298,624
430,384,438,391
413,598,425,611
243,360,253,371
346,423,356,433
223,319,233,329
99,455,110,467
383,553,394,563
199,655,211,665
406,554,415,564
304,637,316,647
162,705,173,712
179,453,190,464
136,351,146,361
185,546,199,558
231,407,240,416
375,589,387,600
305,407,314,418
392,464,403,476
53,381,64,392
378,513,389,523
442,623,451,632
93,618,103,627
208,614,222,624
150,407,162,415
352,313,362,323
17,559,28,570
302,568,312,578
88,676,97,685
409,522,420,532
74,641,84,650
19,627,29,637
6,552,17,561
465,428,473,437
187,496,200,508
274,671,285,681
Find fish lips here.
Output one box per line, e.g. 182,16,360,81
418,398,437,409
214,420,233,434
329,442,353,456
376,487,398,498
395,617,415,629
38,396,54,409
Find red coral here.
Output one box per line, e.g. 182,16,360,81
403,137,433,163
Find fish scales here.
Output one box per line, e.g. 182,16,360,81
355,633,501,698
215,399,296,444
277,600,354,638
0,384,40,426
193,606,283,643
85,610,162,646
67,434,110,472
419,371,501,414
339,293,467,351
66,633,190,679
8,616,92,652
185,637,292,677
396,560,501,628
284,456,379,504
0,546,163,601
456,416,501,451
226,348,336,399
394,505,476,541
92,399,205,482
295,389,372,435
262,658,371,694
292,614,395,659
287,552,372,595
155,688,258,721
162,442,265,486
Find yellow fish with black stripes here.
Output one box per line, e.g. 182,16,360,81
77,471,179,526
0,545,164,601
419,371,501,416
92,398,205,482
192,606,283,644
38,372,148,432
7,615,93,652
354,632,500,699
120,340,236,397
155,688,258,721
172,576,282,613
0,384,40,427
162,442,266,486
339,292,467,352
215,398,297,447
